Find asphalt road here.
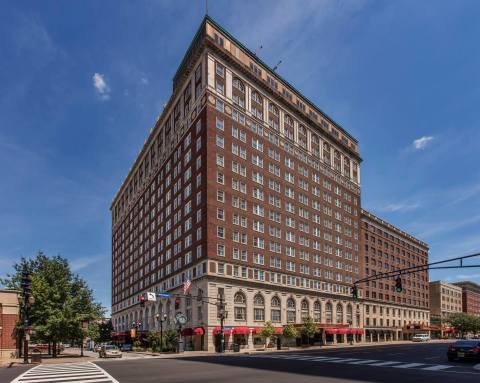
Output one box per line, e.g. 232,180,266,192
3,342,480,383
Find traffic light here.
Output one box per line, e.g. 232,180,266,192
174,297,180,310
139,295,145,307
351,285,358,299
395,277,403,293
21,271,31,297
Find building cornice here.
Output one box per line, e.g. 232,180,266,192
361,208,428,249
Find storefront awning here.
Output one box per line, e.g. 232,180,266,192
233,326,251,335
213,326,233,335
182,327,205,336
325,328,338,334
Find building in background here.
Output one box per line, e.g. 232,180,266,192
0,289,19,358
453,281,480,317
429,280,462,337
110,15,364,351
361,210,430,341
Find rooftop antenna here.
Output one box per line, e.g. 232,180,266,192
273,60,283,72
254,45,263,56
205,0,208,15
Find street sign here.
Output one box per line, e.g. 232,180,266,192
157,292,172,298
147,292,157,301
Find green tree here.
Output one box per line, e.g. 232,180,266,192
301,316,318,345
445,312,478,338
260,321,276,348
146,331,161,352
88,320,114,344
163,329,178,352
0,252,103,357
282,323,299,345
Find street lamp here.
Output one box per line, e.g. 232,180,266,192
20,269,34,363
156,313,167,353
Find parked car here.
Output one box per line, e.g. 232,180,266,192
99,345,122,358
447,340,480,362
412,334,430,342
120,343,133,352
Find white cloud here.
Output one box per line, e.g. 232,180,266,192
92,73,110,100
70,255,104,272
140,77,149,85
378,202,420,213
412,135,434,150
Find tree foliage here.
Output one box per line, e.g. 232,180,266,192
301,316,318,340
0,252,103,355
445,312,480,337
282,323,299,339
260,321,276,339
88,320,114,344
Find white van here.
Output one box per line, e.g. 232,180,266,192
412,333,430,342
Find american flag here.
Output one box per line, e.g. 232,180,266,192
183,279,192,295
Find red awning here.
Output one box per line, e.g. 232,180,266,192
193,327,205,335
337,328,348,335
355,329,365,334
213,326,233,335
325,328,338,334
233,326,251,335
274,327,284,335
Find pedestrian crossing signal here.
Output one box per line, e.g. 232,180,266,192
395,277,403,293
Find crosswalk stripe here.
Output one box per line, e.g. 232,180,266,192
347,359,380,365
392,363,425,369
421,365,453,371
248,354,458,373
368,361,403,367
10,362,118,383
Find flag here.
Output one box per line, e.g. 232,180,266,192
183,279,192,295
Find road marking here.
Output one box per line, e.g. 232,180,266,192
474,364,480,371
248,354,463,374
393,363,425,369
10,362,118,383
422,365,454,371
368,361,403,366
347,359,380,365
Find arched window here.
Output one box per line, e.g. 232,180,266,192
313,300,321,322
346,304,353,324
287,298,296,323
323,142,331,164
232,78,245,92
251,90,262,104
268,103,279,116
343,157,350,177
234,292,247,321
325,302,333,324
301,299,309,320
271,296,281,322
284,114,293,127
336,304,344,324
253,294,265,321
285,126,294,141
299,125,306,136
232,78,245,108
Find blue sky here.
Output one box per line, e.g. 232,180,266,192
1,0,480,313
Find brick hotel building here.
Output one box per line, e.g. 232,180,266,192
110,16,429,351
361,210,430,341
